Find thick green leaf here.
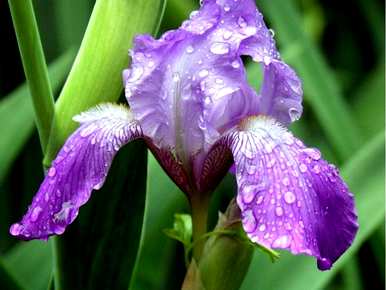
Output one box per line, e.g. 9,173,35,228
3,240,52,290
241,132,385,290
0,259,23,290
130,154,188,290
257,0,361,160
44,0,167,165
353,63,385,139
0,50,74,182
52,141,148,290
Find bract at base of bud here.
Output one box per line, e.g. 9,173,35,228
197,199,253,290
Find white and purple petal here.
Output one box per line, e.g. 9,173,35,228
124,0,302,178
10,104,142,240
217,116,358,270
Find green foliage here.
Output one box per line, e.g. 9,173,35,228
1,0,384,289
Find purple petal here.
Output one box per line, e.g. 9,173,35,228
124,0,302,174
10,104,142,240
224,116,358,270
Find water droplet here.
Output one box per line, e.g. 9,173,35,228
299,220,304,228
299,163,307,173
189,10,199,19
186,45,194,54
54,201,73,222
284,191,296,204
44,192,50,202
210,42,230,55
198,69,209,78
237,16,247,28
289,107,301,122
231,60,240,68
266,159,276,168
317,258,332,270
259,224,266,231
242,210,256,232
215,78,224,85
147,60,155,67
48,167,56,177
172,72,180,82
256,195,264,205
275,207,284,216
10,223,24,236
223,30,233,40
31,206,42,222
303,148,321,160
128,66,144,82
312,164,321,174
272,235,291,248
269,28,275,37
223,4,231,11
282,177,290,186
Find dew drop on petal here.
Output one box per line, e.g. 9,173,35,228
256,195,264,205
30,206,42,222
302,148,321,160
10,223,24,236
317,258,332,270
275,206,284,216
128,66,144,82
223,30,233,40
269,28,275,37
289,107,301,122
210,42,230,55
299,163,308,173
312,164,321,174
223,4,231,12
272,235,291,248
284,191,296,204
186,45,194,54
172,72,180,82
237,16,247,28
231,60,240,68
48,167,56,177
259,224,266,231
242,210,256,233
198,69,209,78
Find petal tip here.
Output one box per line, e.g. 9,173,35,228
317,257,332,271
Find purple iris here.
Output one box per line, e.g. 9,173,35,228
10,0,357,271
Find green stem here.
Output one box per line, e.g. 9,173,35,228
8,0,55,153
190,194,210,261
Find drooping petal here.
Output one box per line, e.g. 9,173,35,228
10,104,142,240
212,116,357,270
123,0,302,175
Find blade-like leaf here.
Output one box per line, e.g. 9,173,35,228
0,50,74,182
52,141,148,290
241,132,385,290
257,0,361,160
130,153,187,290
3,240,52,290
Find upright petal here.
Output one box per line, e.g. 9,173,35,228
10,104,142,240
123,0,302,179
207,116,358,270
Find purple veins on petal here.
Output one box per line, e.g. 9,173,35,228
218,116,358,270
10,104,142,240
123,0,302,176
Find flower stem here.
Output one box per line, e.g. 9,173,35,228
8,0,55,153
190,193,210,261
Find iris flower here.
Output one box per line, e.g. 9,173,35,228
10,0,357,270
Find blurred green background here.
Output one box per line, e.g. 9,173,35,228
0,0,384,289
